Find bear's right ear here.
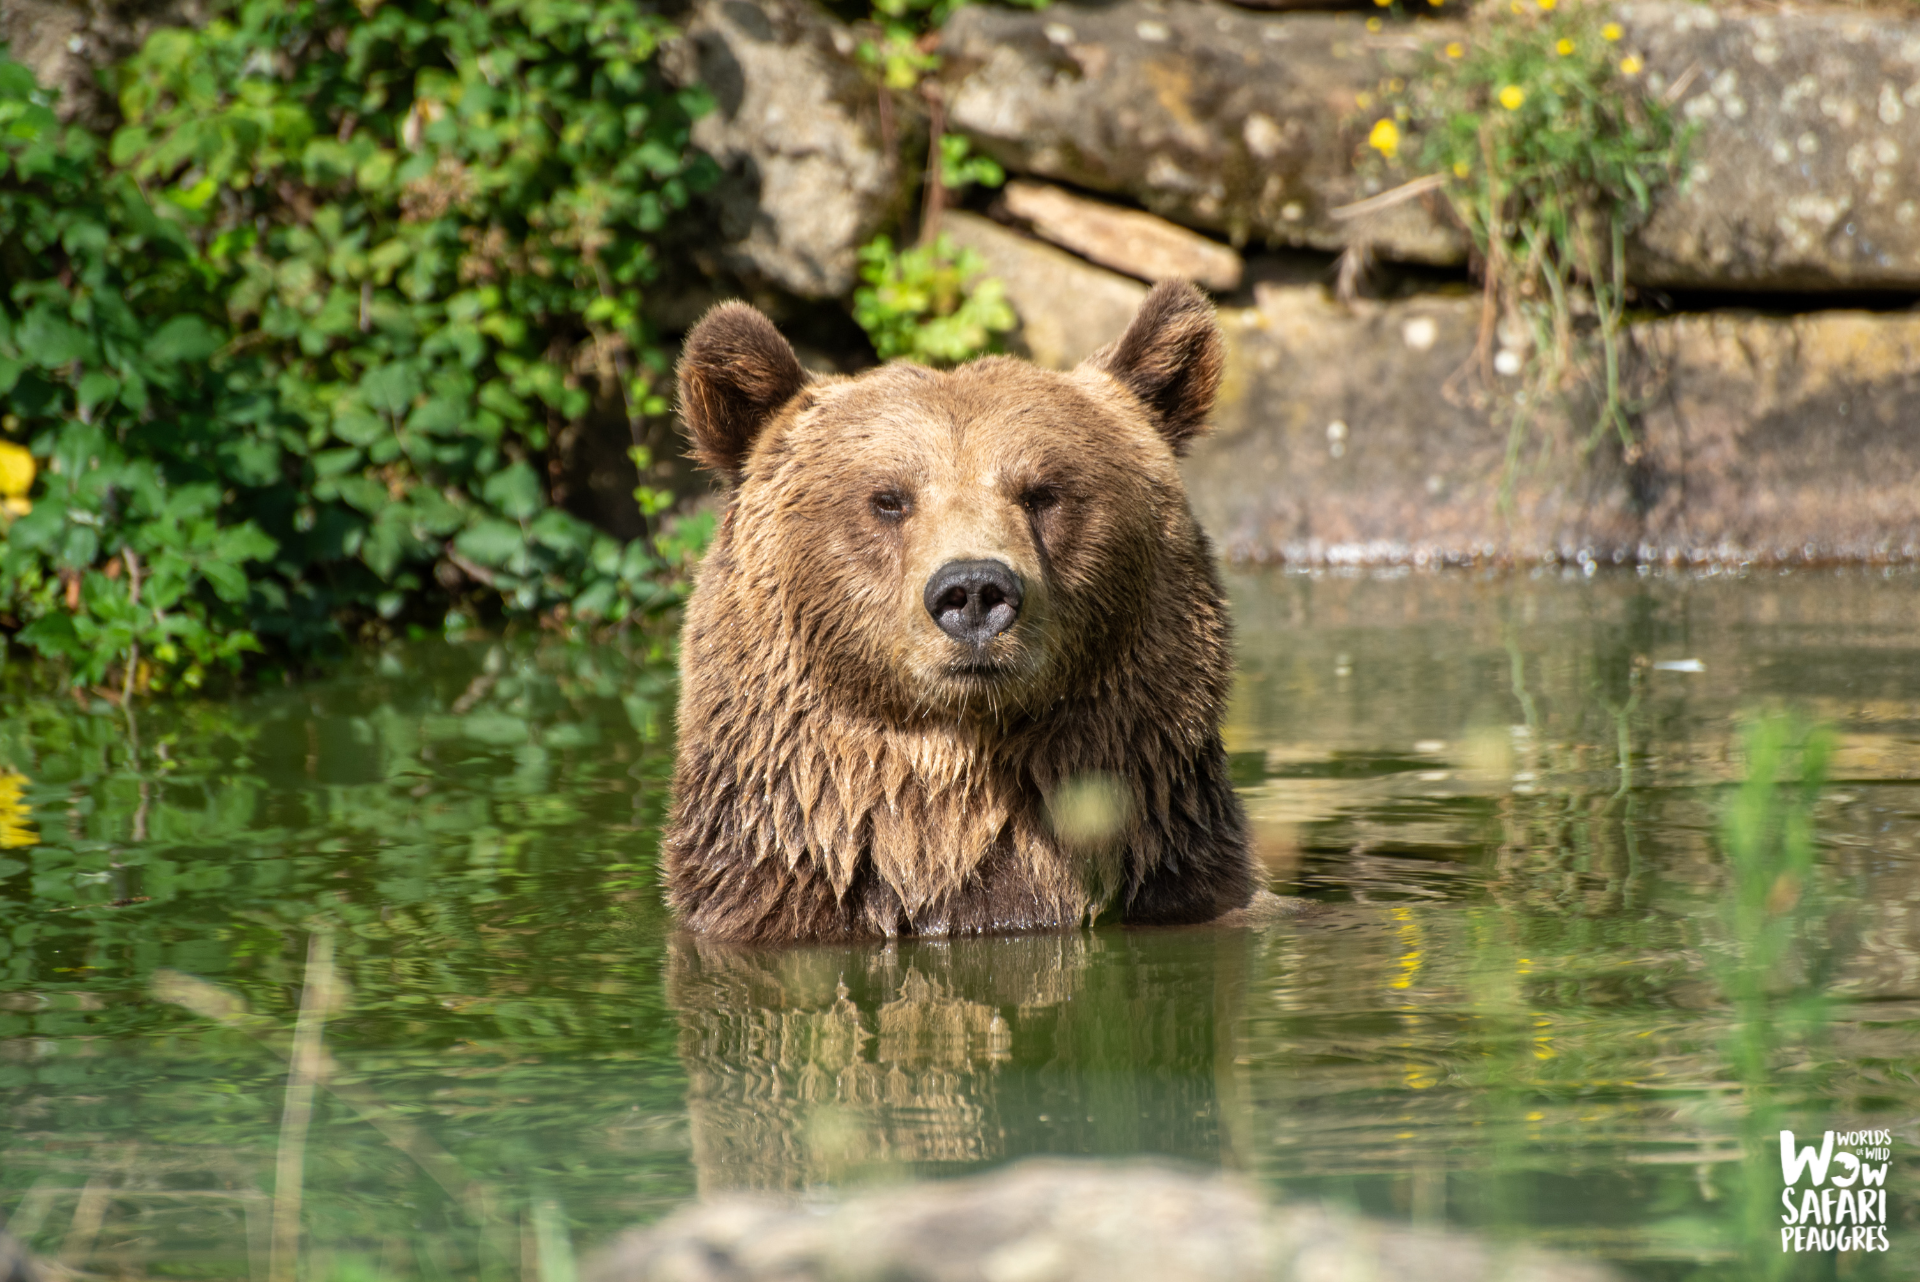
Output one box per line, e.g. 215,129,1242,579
677,302,810,482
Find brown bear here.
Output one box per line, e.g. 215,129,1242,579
664,280,1255,943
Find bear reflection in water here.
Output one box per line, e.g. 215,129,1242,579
669,927,1253,1192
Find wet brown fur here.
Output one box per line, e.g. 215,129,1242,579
665,282,1254,943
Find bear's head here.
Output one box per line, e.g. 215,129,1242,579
667,281,1250,941
675,280,1225,724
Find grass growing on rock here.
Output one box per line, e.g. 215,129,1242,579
1371,2,1687,509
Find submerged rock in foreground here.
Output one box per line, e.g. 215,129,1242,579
585,1160,1622,1282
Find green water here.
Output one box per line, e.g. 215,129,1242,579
2,570,1916,1279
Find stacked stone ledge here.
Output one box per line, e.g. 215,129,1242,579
940,0,1920,293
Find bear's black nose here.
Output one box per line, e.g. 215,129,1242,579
925,559,1024,645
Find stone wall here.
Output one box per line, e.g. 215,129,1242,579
925,0,1920,565
941,0,1920,293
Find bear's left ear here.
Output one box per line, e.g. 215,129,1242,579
1082,280,1224,456
677,301,810,483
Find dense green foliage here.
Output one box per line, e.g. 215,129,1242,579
0,0,717,688
0,57,282,689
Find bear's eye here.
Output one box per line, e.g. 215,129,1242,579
870,490,910,520
1020,485,1061,515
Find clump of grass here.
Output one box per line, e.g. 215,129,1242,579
1370,3,1687,506
1721,714,1832,974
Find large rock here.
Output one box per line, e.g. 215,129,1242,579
1621,1,1920,290
1185,284,1920,565
1003,179,1245,290
940,0,1920,292
585,1160,1624,1282
1630,308,1920,560
662,0,914,298
940,210,1148,368
941,3,1452,263
0,0,195,127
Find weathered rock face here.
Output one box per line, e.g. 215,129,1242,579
661,0,913,298
941,0,1920,293
584,1160,1625,1282
1194,287,1631,565
941,2,1454,263
1630,308,1920,560
1188,286,1920,565
940,210,1149,368
1621,1,1920,290
0,0,197,127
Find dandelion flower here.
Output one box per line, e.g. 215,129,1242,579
1620,54,1643,75
1453,160,1471,178
1602,22,1623,40
1445,41,1465,58
1369,118,1401,160
1499,84,1527,110
1537,0,1557,9
1555,37,1574,55
1366,16,1382,31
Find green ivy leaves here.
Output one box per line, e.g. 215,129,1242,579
2,0,720,688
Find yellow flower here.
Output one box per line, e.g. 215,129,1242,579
1555,37,1575,55
1445,41,1465,58
0,441,32,494
1499,84,1527,110
0,771,36,849
1356,91,1374,108
1453,160,1472,178
1366,16,1382,30
1537,0,1557,9
1620,54,1643,75
1368,118,1402,159
1602,22,1624,40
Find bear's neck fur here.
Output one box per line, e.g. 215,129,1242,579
665,514,1252,942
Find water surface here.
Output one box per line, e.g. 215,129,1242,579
2,570,1917,1279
